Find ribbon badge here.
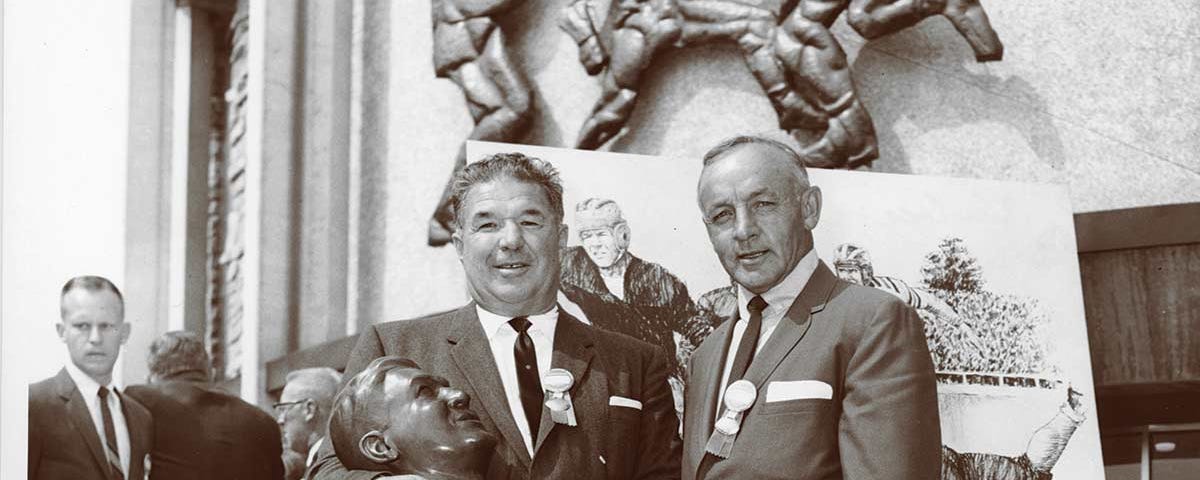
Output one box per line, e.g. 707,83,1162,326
543,368,577,426
705,379,757,458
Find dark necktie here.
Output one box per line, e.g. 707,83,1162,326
727,295,768,389
697,296,770,479
509,317,544,441
98,387,124,480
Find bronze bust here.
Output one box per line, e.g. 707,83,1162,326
328,357,496,479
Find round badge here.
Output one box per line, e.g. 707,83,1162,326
543,368,574,393
723,380,757,413
545,397,569,412
714,416,740,436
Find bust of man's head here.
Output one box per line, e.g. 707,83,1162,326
575,198,630,269
329,357,495,479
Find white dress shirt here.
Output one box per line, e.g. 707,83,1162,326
477,305,558,456
715,250,819,419
65,361,131,479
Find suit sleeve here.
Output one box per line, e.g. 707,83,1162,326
308,325,389,480
28,388,41,480
632,345,683,480
838,298,941,479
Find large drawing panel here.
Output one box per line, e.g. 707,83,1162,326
467,141,1104,479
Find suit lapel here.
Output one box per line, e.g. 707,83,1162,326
743,262,838,388
446,305,534,468
534,311,601,456
120,392,150,477
55,368,109,475
687,318,735,476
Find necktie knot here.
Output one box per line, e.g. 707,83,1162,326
509,316,532,334
98,386,111,400
748,295,768,315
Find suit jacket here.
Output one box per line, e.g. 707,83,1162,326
309,304,681,480
29,368,154,480
124,380,285,480
682,262,941,480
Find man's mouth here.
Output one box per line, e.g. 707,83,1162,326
494,262,530,271
454,410,482,427
737,249,768,261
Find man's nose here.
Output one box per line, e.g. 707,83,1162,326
732,206,757,241
442,387,470,409
87,326,103,344
498,221,523,249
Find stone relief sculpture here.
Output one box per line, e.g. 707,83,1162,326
558,0,1003,164
427,0,535,246
427,0,1004,246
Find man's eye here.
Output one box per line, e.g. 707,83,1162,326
709,210,732,224
520,220,542,228
475,222,498,231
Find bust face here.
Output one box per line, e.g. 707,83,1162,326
369,366,495,476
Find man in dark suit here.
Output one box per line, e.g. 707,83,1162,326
29,276,154,480
310,152,680,479
124,331,284,480
683,136,941,479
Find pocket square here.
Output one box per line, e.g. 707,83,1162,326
766,380,833,402
609,395,642,410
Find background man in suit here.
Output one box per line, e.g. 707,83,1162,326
277,367,343,476
310,152,680,479
124,331,284,480
683,136,941,479
29,275,153,480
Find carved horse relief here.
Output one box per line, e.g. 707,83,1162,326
426,0,1005,246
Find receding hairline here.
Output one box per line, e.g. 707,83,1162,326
59,284,125,321
702,136,810,181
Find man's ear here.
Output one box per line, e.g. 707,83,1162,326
359,430,400,464
615,223,631,248
303,399,318,422
558,223,569,248
801,186,822,231
55,323,66,342
118,322,131,345
451,225,464,259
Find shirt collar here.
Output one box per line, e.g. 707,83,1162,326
476,304,559,341
737,249,819,319
65,360,119,398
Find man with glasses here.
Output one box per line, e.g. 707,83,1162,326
29,275,154,480
278,367,342,477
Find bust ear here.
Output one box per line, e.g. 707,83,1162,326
359,430,399,465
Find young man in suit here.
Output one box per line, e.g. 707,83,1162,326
683,136,941,479
29,276,154,480
309,153,680,480
124,331,285,480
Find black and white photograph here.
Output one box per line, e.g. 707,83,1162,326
3,0,1198,479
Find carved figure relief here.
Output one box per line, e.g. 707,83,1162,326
426,0,1005,246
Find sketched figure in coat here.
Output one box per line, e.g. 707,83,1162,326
559,198,696,413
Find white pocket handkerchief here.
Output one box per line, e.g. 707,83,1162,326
609,395,643,410
766,380,833,403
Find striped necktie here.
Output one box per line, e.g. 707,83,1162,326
97,387,124,480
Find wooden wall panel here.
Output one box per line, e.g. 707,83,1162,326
1080,243,1200,386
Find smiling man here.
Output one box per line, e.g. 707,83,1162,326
682,136,941,479
29,276,153,480
310,152,680,480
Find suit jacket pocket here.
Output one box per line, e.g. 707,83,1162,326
762,398,831,415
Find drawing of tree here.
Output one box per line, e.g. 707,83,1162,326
919,238,1049,376
921,237,985,301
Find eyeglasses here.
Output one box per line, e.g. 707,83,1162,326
272,399,310,418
